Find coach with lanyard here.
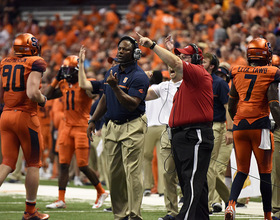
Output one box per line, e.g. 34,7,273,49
137,33,214,220
85,36,149,220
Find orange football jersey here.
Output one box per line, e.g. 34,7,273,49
59,80,92,126
51,97,64,129
38,99,54,126
231,65,280,125
0,56,47,114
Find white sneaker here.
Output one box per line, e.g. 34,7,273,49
46,200,66,209
92,192,109,209
225,204,235,220
74,176,83,186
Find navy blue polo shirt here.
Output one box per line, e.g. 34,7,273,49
90,80,104,96
212,73,230,122
103,62,149,121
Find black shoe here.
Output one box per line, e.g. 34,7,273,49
143,189,151,196
158,215,175,220
103,207,112,212
212,203,222,212
236,202,246,208
8,179,21,183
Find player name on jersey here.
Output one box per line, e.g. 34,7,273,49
237,66,268,74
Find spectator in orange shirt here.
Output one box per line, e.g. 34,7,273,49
87,6,101,26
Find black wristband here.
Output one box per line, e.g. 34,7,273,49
150,41,156,50
227,129,233,132
38,95,47,107
88,119,96,125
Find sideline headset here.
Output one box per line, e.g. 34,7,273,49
118,36,142,60
188,43,201,64
210,54,219,73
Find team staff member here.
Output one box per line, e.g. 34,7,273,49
145,35,183,220
81,36,150,220
271,55,280,220
226,38,280,220
203,53,233,213
44,55,108,210
0,33,49,220
137,33,214,220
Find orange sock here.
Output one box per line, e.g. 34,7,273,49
228,200,236,210
95,182,105,195
25,201,36,214
58,189,66,202
51,159,58,179
264,211,272,220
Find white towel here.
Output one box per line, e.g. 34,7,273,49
258,129,271,150
96,139,103,157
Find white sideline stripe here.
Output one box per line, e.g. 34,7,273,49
0,202,22,204
184,129,202,220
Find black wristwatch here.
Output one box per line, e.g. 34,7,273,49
88,119,96,125
150,41,157,50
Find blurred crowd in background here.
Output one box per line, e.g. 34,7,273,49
1,0,280,84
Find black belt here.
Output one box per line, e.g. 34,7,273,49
170,121,213,135
109,115,142,125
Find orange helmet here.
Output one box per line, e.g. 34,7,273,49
247,37,272,64
13,33,41,56
272,54,280,67
61,55,79,84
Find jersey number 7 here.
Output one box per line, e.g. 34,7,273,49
244,74,257,101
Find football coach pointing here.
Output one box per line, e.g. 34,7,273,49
137,32,214,220
84,35,149,220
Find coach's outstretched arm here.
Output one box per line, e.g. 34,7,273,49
137,32,183,75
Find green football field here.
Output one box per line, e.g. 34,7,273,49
0,179,264,220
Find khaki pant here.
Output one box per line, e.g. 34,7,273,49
143,125,165,194
207,122,231,211
272,128,280,218
160,129,178,217
105,116,147,220
98,124,110,189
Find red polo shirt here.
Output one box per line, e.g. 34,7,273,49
168,61,213,128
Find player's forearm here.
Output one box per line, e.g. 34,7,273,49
270,102,280,127
228,98,238,120
225,104,233,129
28,89,45,104
78,61,92,90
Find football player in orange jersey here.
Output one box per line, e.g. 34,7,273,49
0,33,49,220
225,38,280,220
44,55,108,210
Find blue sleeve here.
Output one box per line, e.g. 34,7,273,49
218,80,230,105
128,72,149,100
90,80,104,94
